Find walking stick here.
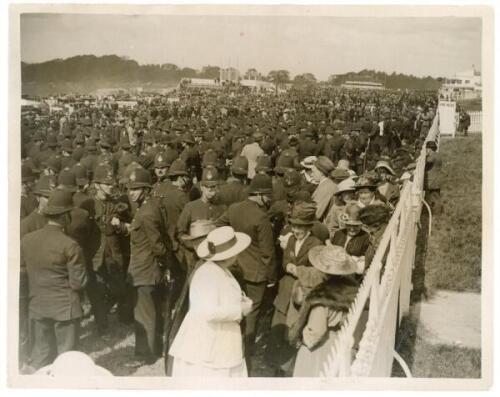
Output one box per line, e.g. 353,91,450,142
363,137,371,173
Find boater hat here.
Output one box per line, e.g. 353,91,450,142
197,226,251,262
308,245,357,275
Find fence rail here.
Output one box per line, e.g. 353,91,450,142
319,113,440,377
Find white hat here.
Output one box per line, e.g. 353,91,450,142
300,156,317,170
197,226,251,261
34,351,113,377
335,178,356,195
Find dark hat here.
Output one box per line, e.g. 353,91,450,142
72,163,89,186
46,156,62,173
93,164,115,185
283,169,302,188
359,204,391,227
33,175,56,197
61,139,74,153
314,156,335,176
42,189,74,216
274,153,296,175
168,159,189,177
288,136,299,147
248,174,272,195
230,156,249,176
46,134,59,148
182,134,195,145
289,190,312,204
355,175,378,190
255,155,273,174
202,150,218,167
253,131,265,142
21,164,36,183
128,167,152,189
426,140,438,151
330,168,351,183
57,168,78,193
154,152,171,169
289,202,317,225
200,166,220,187
86,139,97,152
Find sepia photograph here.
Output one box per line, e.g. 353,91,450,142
7,3,494,391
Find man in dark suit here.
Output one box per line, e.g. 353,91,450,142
126,167,171,365
20,190,88,372
216,174,276,359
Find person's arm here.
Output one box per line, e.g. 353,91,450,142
66,242,88,291
215,208,230,227
141,211,167,259
302,306,329,349
257,216,277,283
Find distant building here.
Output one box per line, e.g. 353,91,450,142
180,77,220,89
341,81,385,90
220,67,240,84
440,68,481,100
240,79,274,91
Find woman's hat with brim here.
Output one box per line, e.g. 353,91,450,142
330,168,351,183
335,178,356,195
42,190,74,216
355,175,378,190
197,226,251,262
374,160,396,176
308,244,357,275
35,351,112,377
289,202,317,225
300,156,317,170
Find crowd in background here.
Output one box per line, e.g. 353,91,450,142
19,86,442,377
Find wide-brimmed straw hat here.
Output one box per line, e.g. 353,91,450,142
196,226,251,262
308,245,357,275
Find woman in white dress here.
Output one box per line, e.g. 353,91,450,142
169,226,253,377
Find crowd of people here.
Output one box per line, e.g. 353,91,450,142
19,86,441,377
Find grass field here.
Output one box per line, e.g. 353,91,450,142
423,135,482,293
395,134,482,378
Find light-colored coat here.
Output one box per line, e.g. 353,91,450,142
312,178,337,220
169,261,245,369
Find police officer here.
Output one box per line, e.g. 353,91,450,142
216,174,276,365
21,190,88,372
126,167,171,365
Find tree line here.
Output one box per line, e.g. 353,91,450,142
21,55,441,91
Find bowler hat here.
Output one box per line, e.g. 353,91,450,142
274,153,296,175
42,190,74,216
248,174,272,195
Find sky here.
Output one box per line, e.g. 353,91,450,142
20,14,482,80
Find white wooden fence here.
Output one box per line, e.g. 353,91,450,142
318,114,440,377
467,111,482,134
